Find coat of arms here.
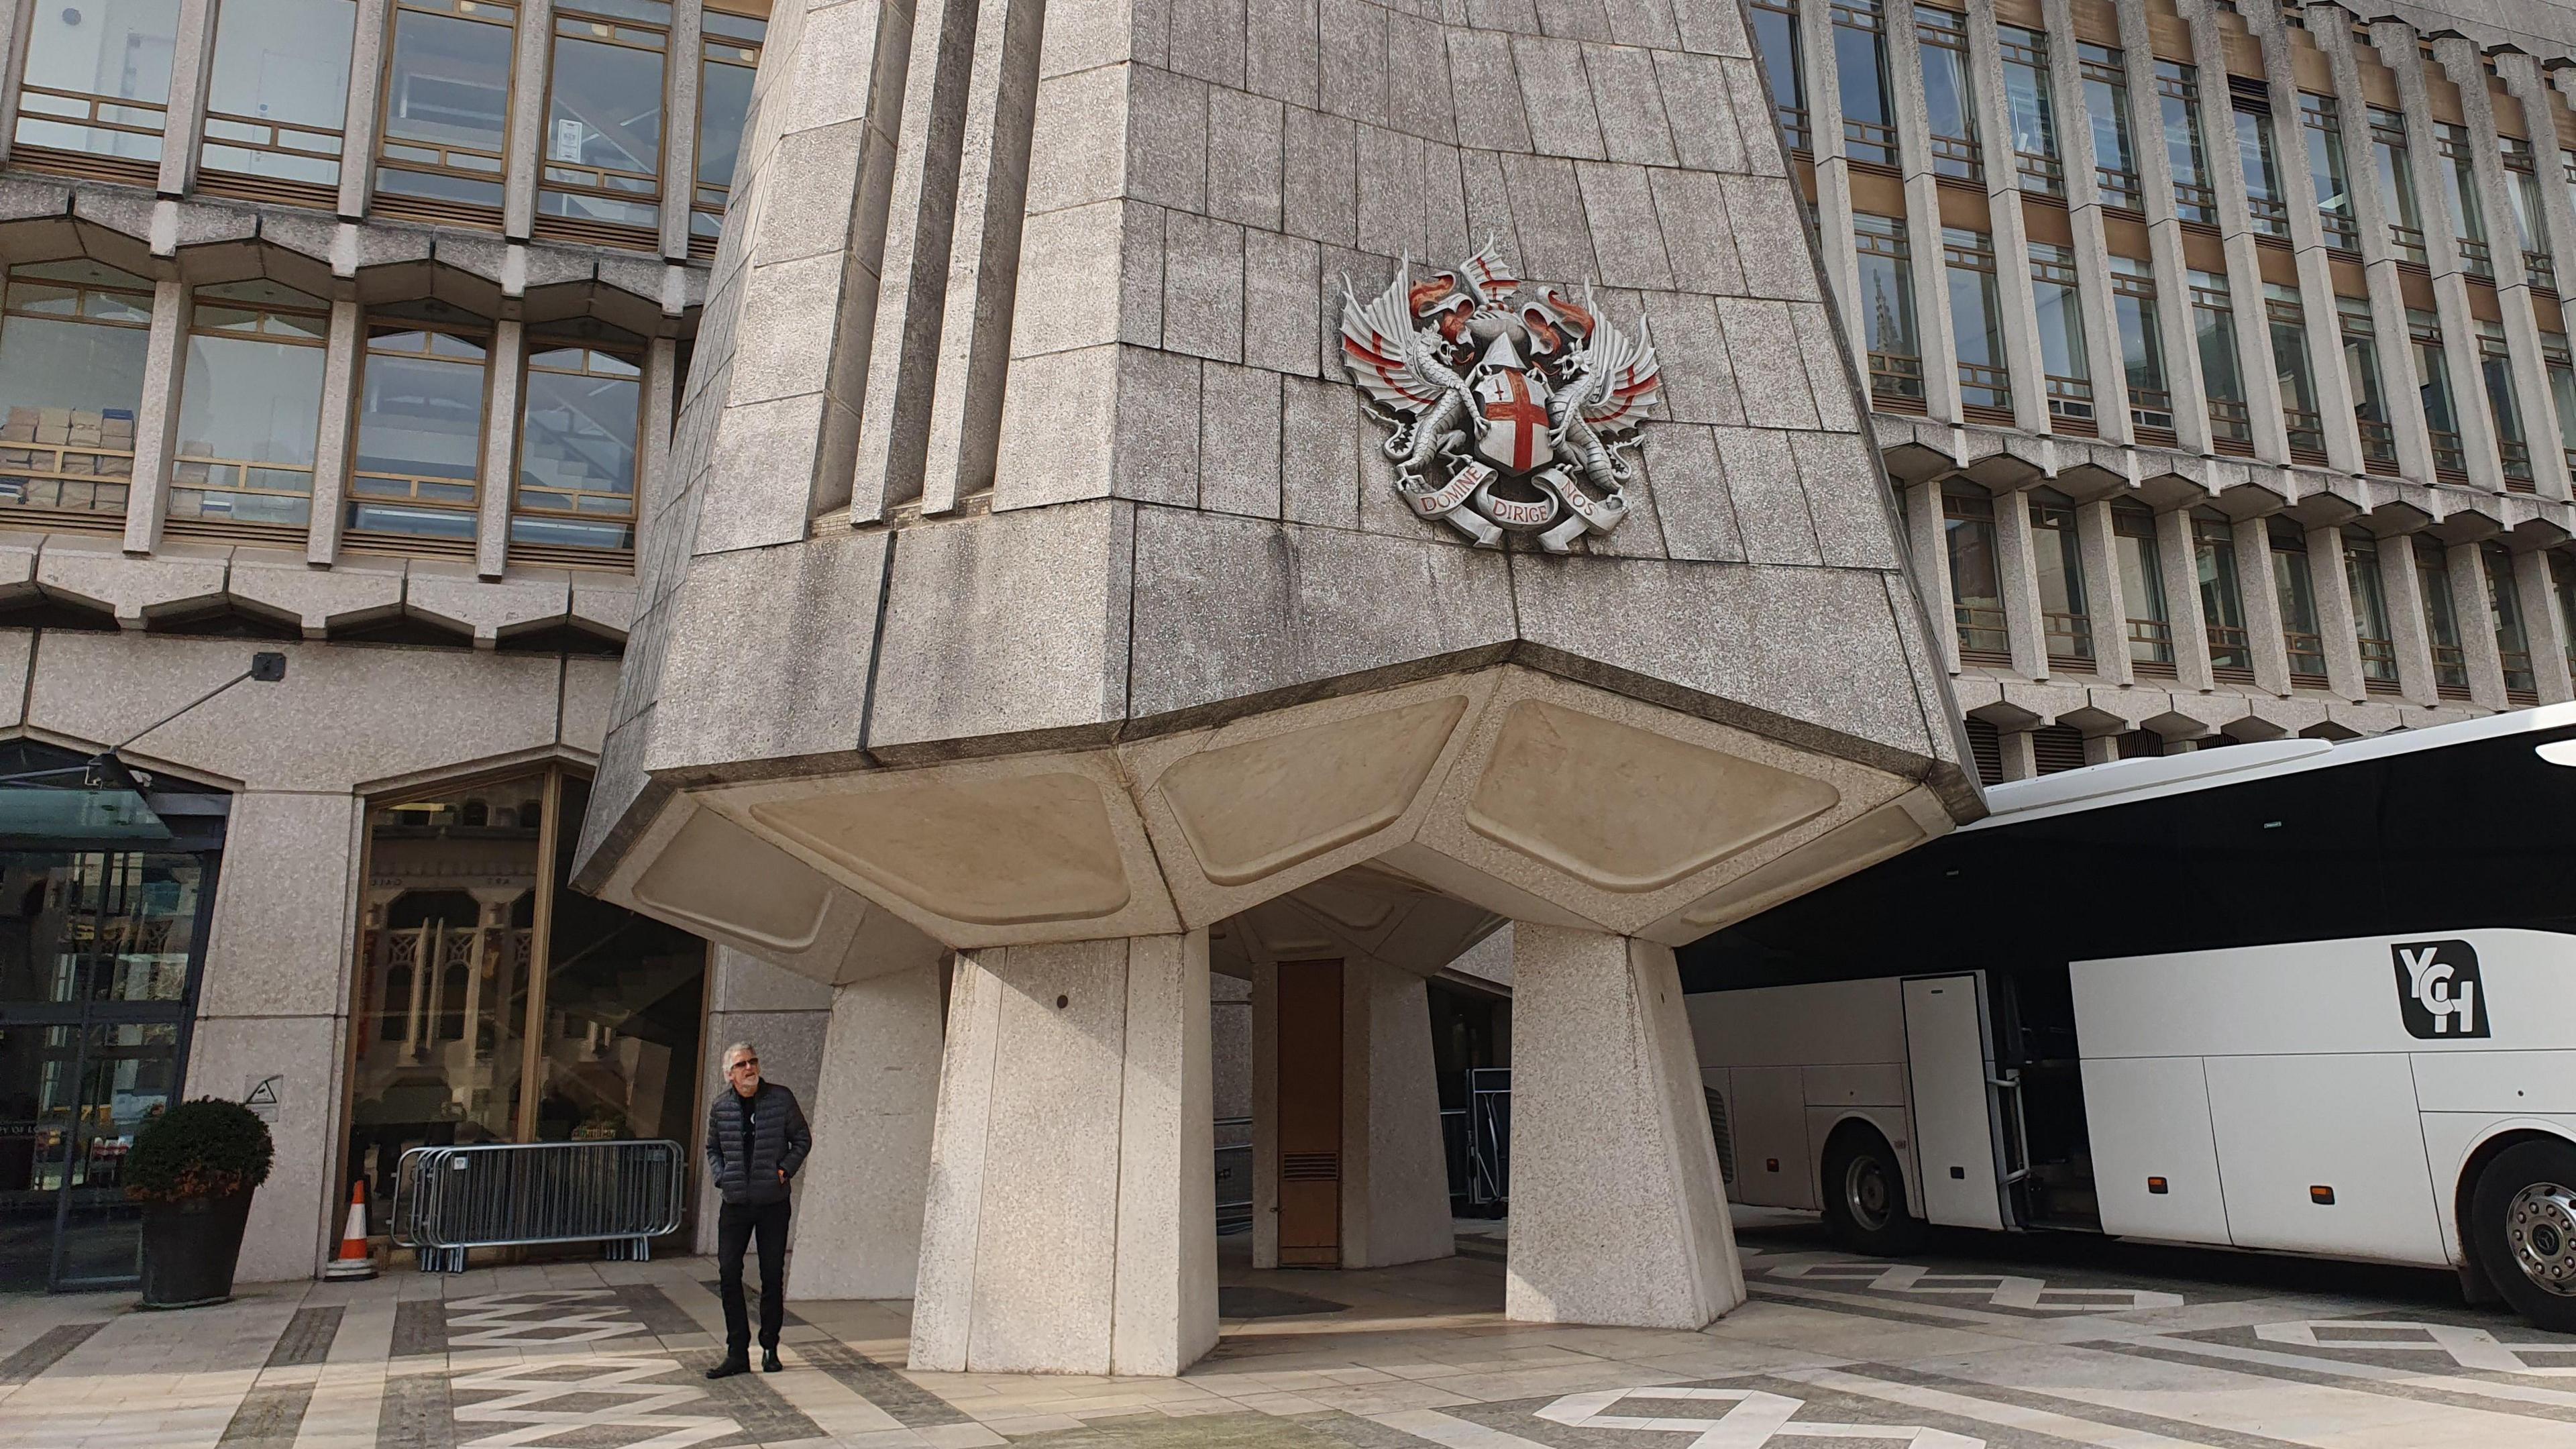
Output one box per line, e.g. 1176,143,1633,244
1341,241,1661,551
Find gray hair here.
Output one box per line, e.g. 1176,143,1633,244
722,1041,759,1069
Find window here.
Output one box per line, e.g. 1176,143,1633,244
2032,244,2091,427
1943,489,2008,663
2371,107,2427,264
12,0,180,183
0,262,152,527
2302,95,2358,251
2113,502,2173,672
2341,296,2397,472
2502,136,2553,289
1916,7,1979,182
512,337,641,557
2485,542,2538,702
1999,25,2058,195
2265,284,2322,460
1945,227,2010,415
690,1,769,257
2233,79,2287,239
2477,319,2532,490
2270,519,2326,684
170,280,329,537
2156,61,2214,225
535,0,671,249
345,767,707,1226
2435,122,2489,278
2410,308,2465,477
2193,508,2252,680
2080,43,2140,211
2192,269,2251,451
198,0,358,206
2111,256,2171,439
2416,534,2471,698
2345,526,2400,690
1854,213,1921,407
347,311,492,545
2544,331,2576,482
376,0,519,225
2030,489,2090,666
1964,716,2003,785
1750,0,1805,152
1831,0,1894,166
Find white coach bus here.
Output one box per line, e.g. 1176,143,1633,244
1680,704,2576,1330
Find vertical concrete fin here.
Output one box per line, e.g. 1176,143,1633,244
906,949,1005,1371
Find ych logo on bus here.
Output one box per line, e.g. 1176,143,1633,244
2392,940,2489,1038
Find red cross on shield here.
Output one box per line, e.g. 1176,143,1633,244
1471,367,1555,474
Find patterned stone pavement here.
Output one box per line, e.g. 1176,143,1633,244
5,1213,2574,1448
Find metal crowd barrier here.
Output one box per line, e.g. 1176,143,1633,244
392,1140,686,1273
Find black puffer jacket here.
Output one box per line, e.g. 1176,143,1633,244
704,1081,811,1206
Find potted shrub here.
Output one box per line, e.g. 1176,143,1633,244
125,1097,274,1308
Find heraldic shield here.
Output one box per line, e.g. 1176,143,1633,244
1340,239,1662,552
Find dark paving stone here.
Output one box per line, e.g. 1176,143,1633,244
1000,1411,1366,1447
674,1346,826,1444
217,1383,313,1449
376,1368,454,1449
264,1305,344,1367
1219,1286,1350,1320
796,1339,971,1426
390,1299,446,1358
0,1322,103,1385
612,1283,705,1337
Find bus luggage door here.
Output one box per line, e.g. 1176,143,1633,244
1903,974,2010,1230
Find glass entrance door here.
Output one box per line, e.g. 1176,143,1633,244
0,851,210,1292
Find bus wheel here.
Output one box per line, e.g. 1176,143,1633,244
2471,1139,2576,1332
1821,1127,1924,1256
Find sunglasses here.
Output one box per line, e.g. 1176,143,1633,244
728,1059,760,1071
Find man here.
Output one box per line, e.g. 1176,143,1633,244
703,1041,811,1377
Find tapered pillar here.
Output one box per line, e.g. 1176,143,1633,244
909,932,1215,1376
785,962,945,1300
1505,924,1742,1331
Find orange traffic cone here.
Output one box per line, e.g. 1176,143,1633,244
324,1181,376,1280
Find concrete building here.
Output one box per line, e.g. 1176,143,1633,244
1746,0,2576,775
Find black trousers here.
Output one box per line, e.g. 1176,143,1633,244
715,1197,790,1354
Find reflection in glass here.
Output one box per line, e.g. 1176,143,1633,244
2341,297,2396,472
2000,25,2058,194
1943,490,2006,660
2114,503,2172,669
2190,270,2249,449
0,262,152,521
349,321,490,539
2029,489,2090,665
200,0,357,193
2235,93,2287,238
2193,509,2251,675
2411,309,2465,476
2110,256,2169,434
2266,284,2320,458
2436,122,2489,276
1831,0,1894,166
1916,7,1979,181
513,344,640,551
2270,519,2325,682
2345,527,2400,686
172,280,328,530
12,0,182,175
378,0,519,215
2156,62,2213,223
1854,214,1919,406
692,4,767,253
2477,321,2532,488
2371,108,2427,264
2303,95,2357,250
2032,244,2090,424
2485,542,2536,698
1945,228,2010,412
2417,535,2471,695
2080,44,2139,210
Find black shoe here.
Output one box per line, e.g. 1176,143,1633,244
761,1348,782,1373
706,1357,749,1380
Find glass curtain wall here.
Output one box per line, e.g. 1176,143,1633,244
2340,296,2398,472
1854,213,1921,407
345,767,705,1230
2031,244,2091,427
2000,25,2058,195
2416,535,2471,697
2484,542,2537,700
0,262,152,526
170,280,329,535
2080,44,2140,210
1916,7,1979,181
1945,228,2010,414
535,0,671,248
2265,284,2321,459
2157,61,2215,224
1831,0,1894,166
2371,107,2428,264
2344,527,2401,689
2410,308,2466,476
2303,94,2358,250
2193,508,2253,678
1943,490,2008,661
690,1,768,257
11,0,182,182
2029,489,2090,667
2191,269,2251,451
2114,501,2174,672
2110,256,2171,437
511,337,642,555
2269,519,2326,683
198,0,358,204
376,0,519,225
347,308,492,544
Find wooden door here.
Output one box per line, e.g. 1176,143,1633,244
1275,959,1342,1267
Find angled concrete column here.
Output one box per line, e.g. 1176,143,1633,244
1505,925,1741,1332
2308,523,2369,702
910,932,1215,1376
786,961,944,1300
1248,955,1452,1272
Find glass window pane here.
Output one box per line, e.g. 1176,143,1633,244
695,52,755,187
2114,505,2171,665
174,327,327,527
16,0,182,162
205,0,356,131
514,347,639,550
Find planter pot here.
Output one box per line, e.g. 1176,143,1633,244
139,1191,254,1309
